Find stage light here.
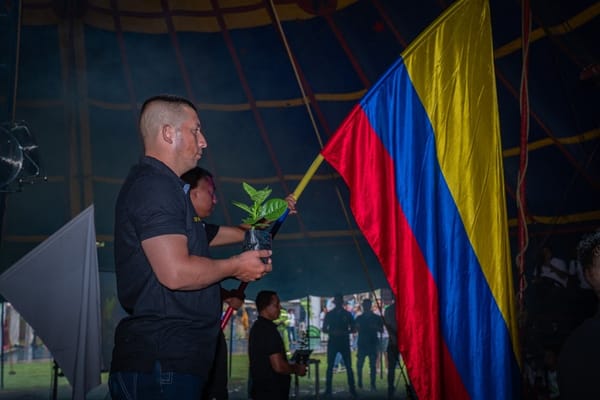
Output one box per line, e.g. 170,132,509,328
0,121,46,192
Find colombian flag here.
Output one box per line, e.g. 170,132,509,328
321,0,520,398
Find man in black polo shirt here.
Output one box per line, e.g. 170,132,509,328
109,95,274,400
249,290,307,399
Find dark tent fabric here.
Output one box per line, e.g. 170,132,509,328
0,0,598,302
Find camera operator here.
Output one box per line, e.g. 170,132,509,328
248,290,307,399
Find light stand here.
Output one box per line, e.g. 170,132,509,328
0,121,46,392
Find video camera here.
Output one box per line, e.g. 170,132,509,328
291,349,312,365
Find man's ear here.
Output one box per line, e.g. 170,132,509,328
162,124,174,144
188,186,198,200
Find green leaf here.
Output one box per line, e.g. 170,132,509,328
260,198,288,221
250,187,271,205
242,216,260,226
242,182,257,198
233,183,287,227
232,201,252,215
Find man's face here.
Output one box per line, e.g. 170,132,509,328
263,294,282,321
189,177,216,219
175,106,207,171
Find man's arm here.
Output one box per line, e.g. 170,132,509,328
203,223,245,247
269,353,307,376
321,314,330,334
142,234,271,290
210,225,246,247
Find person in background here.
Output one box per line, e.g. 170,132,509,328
567,255,597,325
181,166,297,399
248,290,307,399
322,293,357,398
110,95,273,400
530,245,571,397
274,307,291,356
288,309,297,345
384,300,398,399
240,306,250,338
373,298,388,376
558,231,600,399
355,298,383,391
180,166,244,400
320,306,328,341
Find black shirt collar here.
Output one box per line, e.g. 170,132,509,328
141,156,189,193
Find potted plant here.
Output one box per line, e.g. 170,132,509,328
232,182,288,258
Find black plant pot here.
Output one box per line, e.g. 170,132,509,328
243,229,272,263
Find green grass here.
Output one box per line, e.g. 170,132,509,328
0,352,412,399
0,360,88,390
228,351,412,399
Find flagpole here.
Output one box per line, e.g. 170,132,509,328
220,154,325,330
291,154,324,199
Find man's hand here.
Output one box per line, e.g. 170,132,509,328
294,363,308,376
285,194,297,215
223,288,245,310
231,249,273,282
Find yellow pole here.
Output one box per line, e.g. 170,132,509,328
292,154,325,200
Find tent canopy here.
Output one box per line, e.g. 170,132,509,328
0,0,598,301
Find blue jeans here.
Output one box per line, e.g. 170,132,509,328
109,361,204,400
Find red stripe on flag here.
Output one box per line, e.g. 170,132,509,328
322,106,470,399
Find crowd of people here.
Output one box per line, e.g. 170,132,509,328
318,293,414,400
218,290,411,399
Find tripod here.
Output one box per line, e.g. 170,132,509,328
396,356,417,400
388,347,418,400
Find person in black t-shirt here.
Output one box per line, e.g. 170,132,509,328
249,290,307,399
110,95,274,400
